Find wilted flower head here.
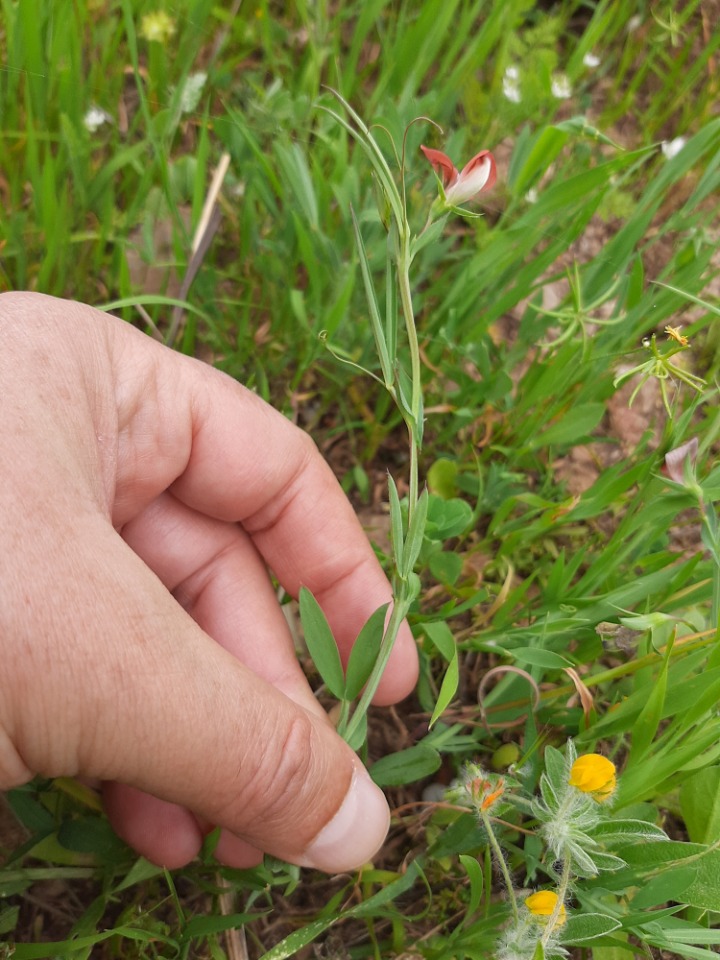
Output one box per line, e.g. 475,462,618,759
525,890,567,927
665,324,689,346
469,774,505,811
569,753,616,801
456,763,507,813
140,11,176,43
420,145,496,208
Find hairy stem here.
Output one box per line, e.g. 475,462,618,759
480,808,519,925
541,857,572,948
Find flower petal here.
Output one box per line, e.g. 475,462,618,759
525,891,567,926
420,145,458,188
665,437,699,485
568,754,616,796
446,151,496,205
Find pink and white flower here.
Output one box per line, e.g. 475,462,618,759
665,437,698,485
420,145,496,207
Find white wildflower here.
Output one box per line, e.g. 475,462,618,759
525,188,538,204
502,66,521,102
551,74,572,99
627,14,642,32
583,52,601,68
503,80,521,102
661,136,687,160
83,105,112,132
176,72,207,114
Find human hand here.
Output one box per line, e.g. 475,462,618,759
0,292,418,872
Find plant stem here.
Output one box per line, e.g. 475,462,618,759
396,227,422,523
342,591,412,744
480,808,519,924
337,698,351,731
332,106,427,748
541,857,572,949
407,427,419,523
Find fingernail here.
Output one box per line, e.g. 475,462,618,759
296,760,390,872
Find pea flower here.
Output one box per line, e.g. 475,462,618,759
665,437,699,486
568,753,616,800
420,145,496,208
469,774,505,811
525,890,567,926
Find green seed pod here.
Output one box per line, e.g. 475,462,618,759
491,743,520,771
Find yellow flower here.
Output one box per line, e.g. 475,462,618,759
140,11,176,43
569,753,616,800
525,890,567,926
665,325,689,346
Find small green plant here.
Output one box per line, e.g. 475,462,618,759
614,324,707,416
449,743,669,959
298,91,498,749
291,80,720,957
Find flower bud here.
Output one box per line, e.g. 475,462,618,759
420,145,496,209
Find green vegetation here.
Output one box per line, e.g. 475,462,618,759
2,0,720,956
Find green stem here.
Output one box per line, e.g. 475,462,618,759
397,245,421,427
396,228,422,524
331,108,427,749
541,857,572,948
408,426,419,525
337,698,351,731
479,808,519,924
342,591,412,745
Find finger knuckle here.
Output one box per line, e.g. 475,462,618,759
257,712,317,823
223,711,321,835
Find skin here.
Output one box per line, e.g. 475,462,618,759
0,292,418,871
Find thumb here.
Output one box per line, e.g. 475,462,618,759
4,523,390,873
